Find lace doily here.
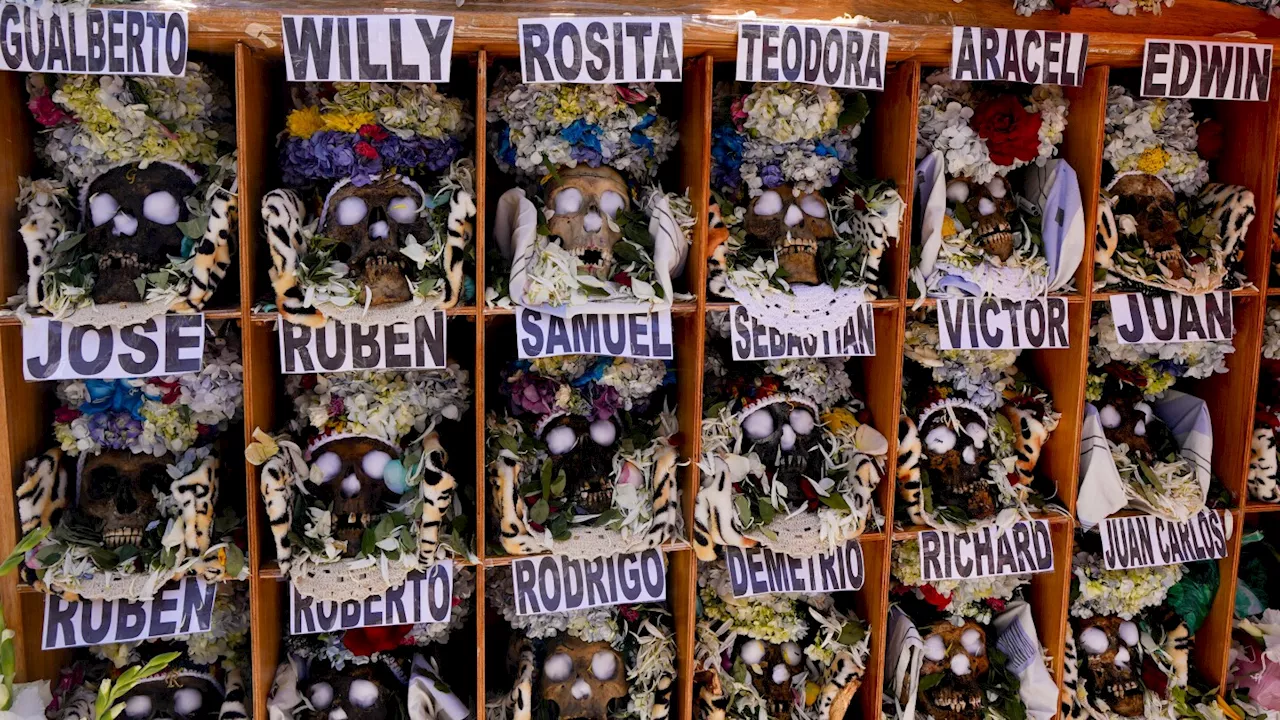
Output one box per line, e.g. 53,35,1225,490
50,570,178,602
527,525,669,561
314,299,446,327
22,300,176,329
928,260,1050,300
727,282,872,339
290,558,413,602
745,513,844,558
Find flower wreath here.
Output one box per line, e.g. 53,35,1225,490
487,70,692,309
246,366,471,604
1097,87,1256,296
914,72,1082,301
693,559,870,720
1088,311,1234,402
693,315,888,560
486,355,681,558
17,67,239,325
485,566,676,720
1250,307,1280,505
891,538,1030,623
16,336,245,603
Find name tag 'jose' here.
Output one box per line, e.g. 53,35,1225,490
43,576,215,650
23,314,205,381
1108,290,1232,345
511,548,667,616
290,563,454,635
918,520,1054,582
725,540,864,598
1100,510,1228,571
278,312,447,373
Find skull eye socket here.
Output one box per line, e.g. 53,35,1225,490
123,695,152,718
924,426,957,455
798,195,828,219
599,191,626,219
336,196,369,226
1080,626,1111,655
544,652,573,682
781,642,802,666
314,452,342,483
142,191,181,225
349,679,380,709
307,681,335,710
361,450,392,480
89,192,120,227
1118,621,1139,646
86,466,121,500
545,425,578,456
742,409,776,440
387,196,420,223
788,409,815,435
554,188,584,215
753,191,783,216
590,650,618,680
173,688,204,716
739,639,766,665
588,419,617,447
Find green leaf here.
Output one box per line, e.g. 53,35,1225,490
223,543,245,578
918,672,945,692
953,202,972,229
530,499,550,524
757,497,775,525
592,508,623,528
817,491,850,512
836,620,867,647
551,470,567,496
734,495,753,525
134,277,147,298
361,529,377,556
1138,459,1166,493
499,434,520,454
540,461,553,498
0,526,49,576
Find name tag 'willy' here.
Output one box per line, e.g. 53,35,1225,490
43,577,215,650
918,520,1054,582
1100,510,1228,571
278,312,448,374
290,563,454,635
937,297,1069,351
282,14,455,83
736,22,887,91
1108,291,1233,345
725,540,864,598
1142,39,1271,101
951,27,1088,86
24,314,206,381
518,17,682,84
512,549,667,616
0,4,188,76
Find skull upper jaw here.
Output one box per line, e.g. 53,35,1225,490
79,449,174,548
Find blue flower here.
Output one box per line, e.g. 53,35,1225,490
572,358,612,387
761,164,785,188
561,119,602,152
711,124,745,191
570,145,604,167
815,143,837,157
632,112,658,131
81,379,147,420
498,127,518,167
630,131,655,156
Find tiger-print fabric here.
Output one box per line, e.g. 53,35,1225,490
441,189,476,309
649,673,674,720
696,670,729,720
706,204,731,299
262,189,326,328
1199,183,1256,255
219,667,249,720
18,189,68,309
1095,198,1119,269
1001,406,1049,486
1162,617,1192,687
260,441,305,573
1060,631,1089,720
508,637,536,720
896,416,925,525
172,187,237,313
418,432,455,566
692,459,757,562
644,447,681,548
18,447,67,534
816,651,862,720
1249,426,1280,503
172,457,219,555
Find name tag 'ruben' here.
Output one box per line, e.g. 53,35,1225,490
43,577,215,650
0,4,188,76
730,304,875,360
951,27,1088,86
736,22,887,90
918,520,1054,582
517,307,673,360
1108,291,1233,345
278,313,447,373
290,563,454,634
937,297,1069,350
725,541,864,598
1142,39,1271,101
24,314,205,381
512,549,666,615
518,17,682,84
1100,510,1227,571
282,15,454,82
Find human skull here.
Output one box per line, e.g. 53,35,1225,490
918,402,995,521
918,620,989,720
957,177,1016,262
118,672,224,720
736,638,804,719
1076,616,1144,717
539,414,621,515
1096,383,1174,464
744,184,833,285
79,450,172,548
300,661,397,720
738,397,824,504
308,436,403,556
82,162,198,304
545,166,630,280
320,175,433,305
1110,174,1186,279
540,635,628,720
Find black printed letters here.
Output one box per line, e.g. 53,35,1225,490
736,23,886,91
1142,39,1271,101
519,18,682,84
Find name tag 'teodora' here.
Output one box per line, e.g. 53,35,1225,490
518,17,682,84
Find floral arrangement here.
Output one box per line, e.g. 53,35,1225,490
1103,89,1207,195
1087,312,1234,402
1071,550,1184,621
1230,544,1280,714
903,321,1020,408
892,538,1029,623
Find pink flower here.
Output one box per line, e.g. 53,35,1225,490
618,462,643,486
616,85,648,104
730,96,749,130
28,92,74,127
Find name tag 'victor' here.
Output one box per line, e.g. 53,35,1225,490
517,307,673,360
0,4,188,76
1100,510,1227,571
43,577,214,650
282,15,454,82
937,297,1068,350
951,27,1088,86
278,313,447,374
24,314,205,381
1142,39,1271,101
918,520,1054,582
518,17,682,84
1108,291,1232,345
511,549,667,616
736,22,887,91
290,563,454,635
725,541,864,598
729,304,874,360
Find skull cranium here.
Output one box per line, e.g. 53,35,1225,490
744,184,833,286
79,450,172,548
1076,616,1144,717
1109,174,1186,280
918,620,989,720
539,635,628,720
957,177,1016,262
321,175,434,306
539,414,621,515
307,436,402,556
738,397,824,505
118,674,224,720
736,638,804,719
300,660,398,720
545,166,630,280
918,402,995,521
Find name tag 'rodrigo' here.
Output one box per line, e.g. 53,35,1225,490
24,314,205,381
918,520,1054,583
0,4,188,76
1108,290,1233,345
729,304,875,360
725,540,864,598
290,563,454,635
518,17,682,84
517,307,673,360
1100,510,1228,571
951,27,1088,86
511,549,667,616
1142,39,1271,101
43,577,215,650
937,297,1068,350
278,312,447,374
736,22,887,91
282,14,454,82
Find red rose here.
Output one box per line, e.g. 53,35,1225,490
1141,656,1170,698
1197,119,1224,162
342,625,411,656
354,141,379,160
970,94,1044,168
919,584,954,610
53,407,81,423
611,271,633,287
358,123,390,142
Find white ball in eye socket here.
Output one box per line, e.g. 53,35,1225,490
341,474,362,498
308,682,335,709
754,190,783,216
1099,405,1121,429
1118,621,1139,646
336,196,369,226
124,695,152,718
314,452,342,481
788,409,815,435
986,178,1008,199
798,195,828,218
740,639,766,665
923,634,946,661
350,679,380,708
743,410,775,440
589,419,617,446
599,190,626,218
555,187,583,214
142,191,181,225
174,688,203,715
545,425,577,455
545,653,573,682
591,650,618,680
925,427,956,454
781,642,802,666
1080,627,1110,655
960,629,983,655
946,181,970,204
387,196,419,223
90,193,120,227
784,204,804,227
362,450,391,479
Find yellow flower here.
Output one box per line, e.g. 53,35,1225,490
804,681,820,706
942,215,959,238
217,547,227,566
286,106,324,139
822,408,859,434
321,111,376,134
1136,147,1170,174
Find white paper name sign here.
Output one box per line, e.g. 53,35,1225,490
518,17,682,84
511,549,667,616
278,313,447,374
950,27,1088,86
516,307,673,360
918,520,1054,582
23,314,205,381
937,297,1069,350
0,4,187,76
282,15,454,83
1108,291,1233,345
1100,510,1228,571
724,540,864,598
1142,39,1272,101
736,22,887,91
290,562,454,634
43,577,215,650
729,304,875,360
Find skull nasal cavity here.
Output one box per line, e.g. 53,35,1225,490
570,679,593,700
113,212,139,237
115,483,139,514
369,206,390,239
341,474,362,498
784,204,804,227
583,212,603,233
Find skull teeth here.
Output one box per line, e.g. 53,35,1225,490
778,236,819,254
338,513,373,528
569,245,614,269
102,527,144,548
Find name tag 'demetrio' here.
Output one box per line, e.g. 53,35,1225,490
725,541,864,598
736,22,887,91
938,297,1069,351
24,314,205,381
511,549,667,616
918,520,1054,583
43,577,215,650
1108,290,1233,345
730,304,875,360
0,4,188,76
281,14,455,83
278,312,447,374
951,27,1088,86
517,307,674,360
1142,39,1272,101
290,563,454,635
518,17,682,84
1100,510,1228,571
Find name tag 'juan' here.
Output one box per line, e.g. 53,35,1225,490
282,14,454,83
730,304,875,360
1100,510,1228,571
24,314,205,381
43,577,215,650
517,307,673,360
736,22,887,90
951,27,1088,86
918,520,1054,582
511,549,667,616
278,312,447,374
1142,39,1271,101
725,540,864,598
937,297,1069,350
518,17,682,84
1108,290,1233,345
290,563,454,635
0,4,188,76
